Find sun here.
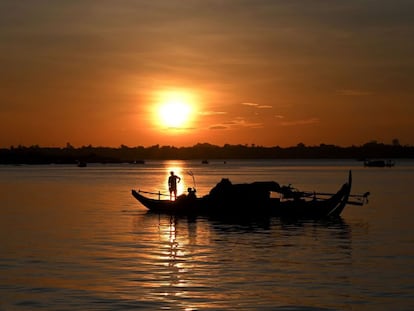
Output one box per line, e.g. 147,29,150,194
159,100,191,128
154,90,196,129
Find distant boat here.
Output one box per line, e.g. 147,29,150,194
201,160,209,164
77,161,87,167
364,159,395,167
129,160,145,164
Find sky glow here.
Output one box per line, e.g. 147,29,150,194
0,1,413,147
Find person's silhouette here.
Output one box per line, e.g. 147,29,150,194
168,171,181,200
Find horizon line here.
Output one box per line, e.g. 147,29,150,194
2,141,410,149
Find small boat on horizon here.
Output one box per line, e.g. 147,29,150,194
364,159,395,167
129,159,145,164
77,161,87,167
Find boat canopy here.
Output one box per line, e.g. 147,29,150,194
209,179,280,201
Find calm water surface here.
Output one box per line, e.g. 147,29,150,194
1,160,413,310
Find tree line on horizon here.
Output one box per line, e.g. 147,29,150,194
0,141,413,164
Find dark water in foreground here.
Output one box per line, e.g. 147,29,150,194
1,160,413,310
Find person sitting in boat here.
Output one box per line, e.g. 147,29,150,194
187,187,197,199
168,171,181,200
176,187,197,202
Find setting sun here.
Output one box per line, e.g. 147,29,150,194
159,101,191,128
153,90,197,130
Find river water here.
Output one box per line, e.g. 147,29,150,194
0,159,413,310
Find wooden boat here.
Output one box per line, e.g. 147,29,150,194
131,171,366,219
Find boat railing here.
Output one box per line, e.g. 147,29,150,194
138,189,169,200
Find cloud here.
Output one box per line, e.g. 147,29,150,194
280,118,319,126
241,102,272,109
212,117,263,129
209,125,227,130
165,126,196,130
336,89,373,96
199,111,227,116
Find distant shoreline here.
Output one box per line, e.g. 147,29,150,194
1,142,413,164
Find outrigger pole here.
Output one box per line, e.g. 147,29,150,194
299,191,370,206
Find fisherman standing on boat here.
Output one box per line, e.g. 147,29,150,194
168,171,181,200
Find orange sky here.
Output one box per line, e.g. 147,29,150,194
1,1,413,148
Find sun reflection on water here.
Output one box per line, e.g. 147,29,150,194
133,214,223,310
159,217,182,287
